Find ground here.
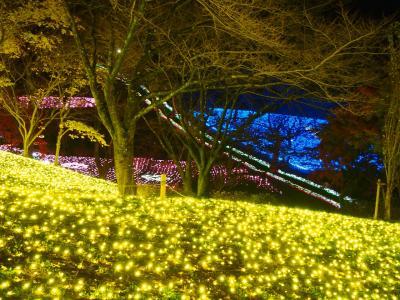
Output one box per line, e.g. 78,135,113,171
0,150,399,299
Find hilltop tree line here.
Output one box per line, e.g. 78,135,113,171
0,0,398,219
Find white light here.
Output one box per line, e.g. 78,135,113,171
61,162,89,171
141,174,162,183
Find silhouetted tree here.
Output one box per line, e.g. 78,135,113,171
61,0,384,196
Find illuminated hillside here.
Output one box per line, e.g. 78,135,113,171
0,150,399,299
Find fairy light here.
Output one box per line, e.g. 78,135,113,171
0,145,278,192
9,91,354,206
18,96,95,109
1,146,400,299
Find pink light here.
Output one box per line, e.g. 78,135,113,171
0,145,279,193
17,96,95,109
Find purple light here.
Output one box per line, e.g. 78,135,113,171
17,96,96,109
0,145,278,193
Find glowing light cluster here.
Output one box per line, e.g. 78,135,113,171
18,96,95,109
205,108,327,172
224,144,343,208
7,93,347,206
1,150,400,299
0,145,277,192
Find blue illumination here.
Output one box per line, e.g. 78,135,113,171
201,108,327,173
151,96,346,206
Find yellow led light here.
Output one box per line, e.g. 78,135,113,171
0,150,399,299
0,281,10,289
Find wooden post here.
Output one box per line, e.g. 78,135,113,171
374,179,381,220
160,174,167,200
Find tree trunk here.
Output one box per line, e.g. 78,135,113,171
270,137,283,173
183,159,194,195
54,127,63,166
94,142,113,179
196,170,210,198
384,182,392,220
384,167,396,220
22,140,30,157
383,27,400,220
113,138,136,196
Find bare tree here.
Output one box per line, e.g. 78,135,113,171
62,0,195,195
250,113,323,173
62,0,384,196
151,85,275,198
0,88,59,157
145,115,195,196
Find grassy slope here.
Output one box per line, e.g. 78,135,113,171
0,151,399,299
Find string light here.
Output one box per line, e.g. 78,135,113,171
17,96,95,109
5,93,351,206
0,150,399,299
146,96,349,207
0,145,277,192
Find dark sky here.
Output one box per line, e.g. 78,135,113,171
350,0,400,17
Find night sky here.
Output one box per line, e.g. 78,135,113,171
350,0,400,17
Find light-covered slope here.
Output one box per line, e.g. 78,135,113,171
0,150,117,195
0,150,399,299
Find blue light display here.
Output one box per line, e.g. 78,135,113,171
203,108,327,173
